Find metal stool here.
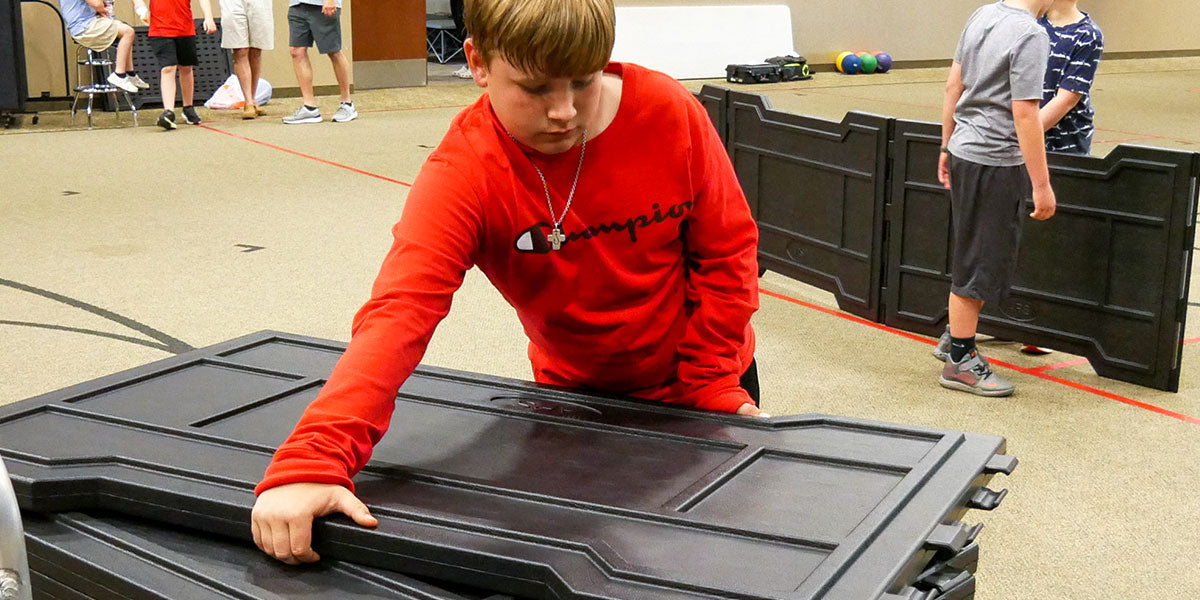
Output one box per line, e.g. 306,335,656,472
71,45,138,130
426,15,463,64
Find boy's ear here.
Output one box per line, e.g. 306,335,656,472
463,38,487,87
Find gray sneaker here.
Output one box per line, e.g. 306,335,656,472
940,351,1014,397
932,326,951,362
283,105,322,124
332,101,358,123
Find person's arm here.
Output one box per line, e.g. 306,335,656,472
1039,88,1082,131
132,0,149,25
938,61,965,190
251,157,483,564
83,0,107,16
674,93,760,415
198,0,216,33
1013,99,1055,219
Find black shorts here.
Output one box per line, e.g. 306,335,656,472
948,154,1031,305
150,35,198,67
288,4,342,54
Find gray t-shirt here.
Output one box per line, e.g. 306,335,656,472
948,1,1050,166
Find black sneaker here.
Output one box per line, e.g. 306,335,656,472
157,109,177,131
181,105,202,125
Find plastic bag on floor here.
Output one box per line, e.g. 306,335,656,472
204,75,273,109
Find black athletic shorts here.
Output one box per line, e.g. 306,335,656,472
948,153,1031,305
150,35,198,67
739,358,761,406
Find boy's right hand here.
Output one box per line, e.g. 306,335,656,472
250,482,378,565
1030,184,1056,220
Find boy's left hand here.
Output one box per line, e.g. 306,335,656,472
937,152,951,190
736,403,771,418
322,0,336,16
203,17,217,34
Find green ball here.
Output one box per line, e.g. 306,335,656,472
857,52,878,74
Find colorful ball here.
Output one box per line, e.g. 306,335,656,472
836,51,853,74
857,52,878,74
839,53,863,75
874,52,893,73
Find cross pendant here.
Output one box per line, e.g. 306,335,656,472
548,228,565,250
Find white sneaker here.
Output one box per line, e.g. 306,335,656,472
332,102,358,123
283,105,322,124
451,65,472,79
129,74,150,89
107,72,139,93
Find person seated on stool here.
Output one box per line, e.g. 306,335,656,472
60,0,151,94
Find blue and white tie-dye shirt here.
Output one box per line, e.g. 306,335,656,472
1039,13,1104,154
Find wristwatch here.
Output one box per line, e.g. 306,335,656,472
939,145,950,153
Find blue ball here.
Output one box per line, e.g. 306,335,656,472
840,54,863,75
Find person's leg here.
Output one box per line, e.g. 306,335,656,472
232,48,253,104
290,47,316,106
115,23,135,74
179,66,194,106
248,48,263,99
160,65,177,109
948,293,984,361
328,50,351,103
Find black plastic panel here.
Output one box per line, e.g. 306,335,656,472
884,119,1199,391
2,331,1013,600
695,84,729,146
130,20,232,109
727,91,891,321
24,511,510,600
0,0,27,111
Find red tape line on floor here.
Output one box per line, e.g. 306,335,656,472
760,289,1200,426
198,125,413,187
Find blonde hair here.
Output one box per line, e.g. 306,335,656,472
465,0,615,77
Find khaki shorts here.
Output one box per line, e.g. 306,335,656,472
73,17,122,51
220,0,274,49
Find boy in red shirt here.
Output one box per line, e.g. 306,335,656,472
148,0,216,129
251,0,762,564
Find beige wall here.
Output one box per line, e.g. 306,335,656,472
24,0,353,99
23,0,1200,98
614,0,1200,65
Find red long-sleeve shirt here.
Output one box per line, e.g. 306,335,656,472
257,63,759,494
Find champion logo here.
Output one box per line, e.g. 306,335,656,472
513,201,693,254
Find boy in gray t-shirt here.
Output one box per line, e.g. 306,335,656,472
932,0,1057,397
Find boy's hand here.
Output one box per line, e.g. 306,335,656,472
136,6,149,24
322,0,336,16
251,482,378,565
1030,184,1056,220
203,17,217,34
937,152,951,190
736,403,771,418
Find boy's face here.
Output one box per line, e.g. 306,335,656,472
465,40,604,155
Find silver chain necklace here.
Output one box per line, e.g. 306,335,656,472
508,129,588,250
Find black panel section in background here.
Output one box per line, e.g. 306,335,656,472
884,119,1199,391
2,331,1015,600
0,0,28,111
694,84,728,147
24,511,514,600
727,90,891,321
129,20,231,110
